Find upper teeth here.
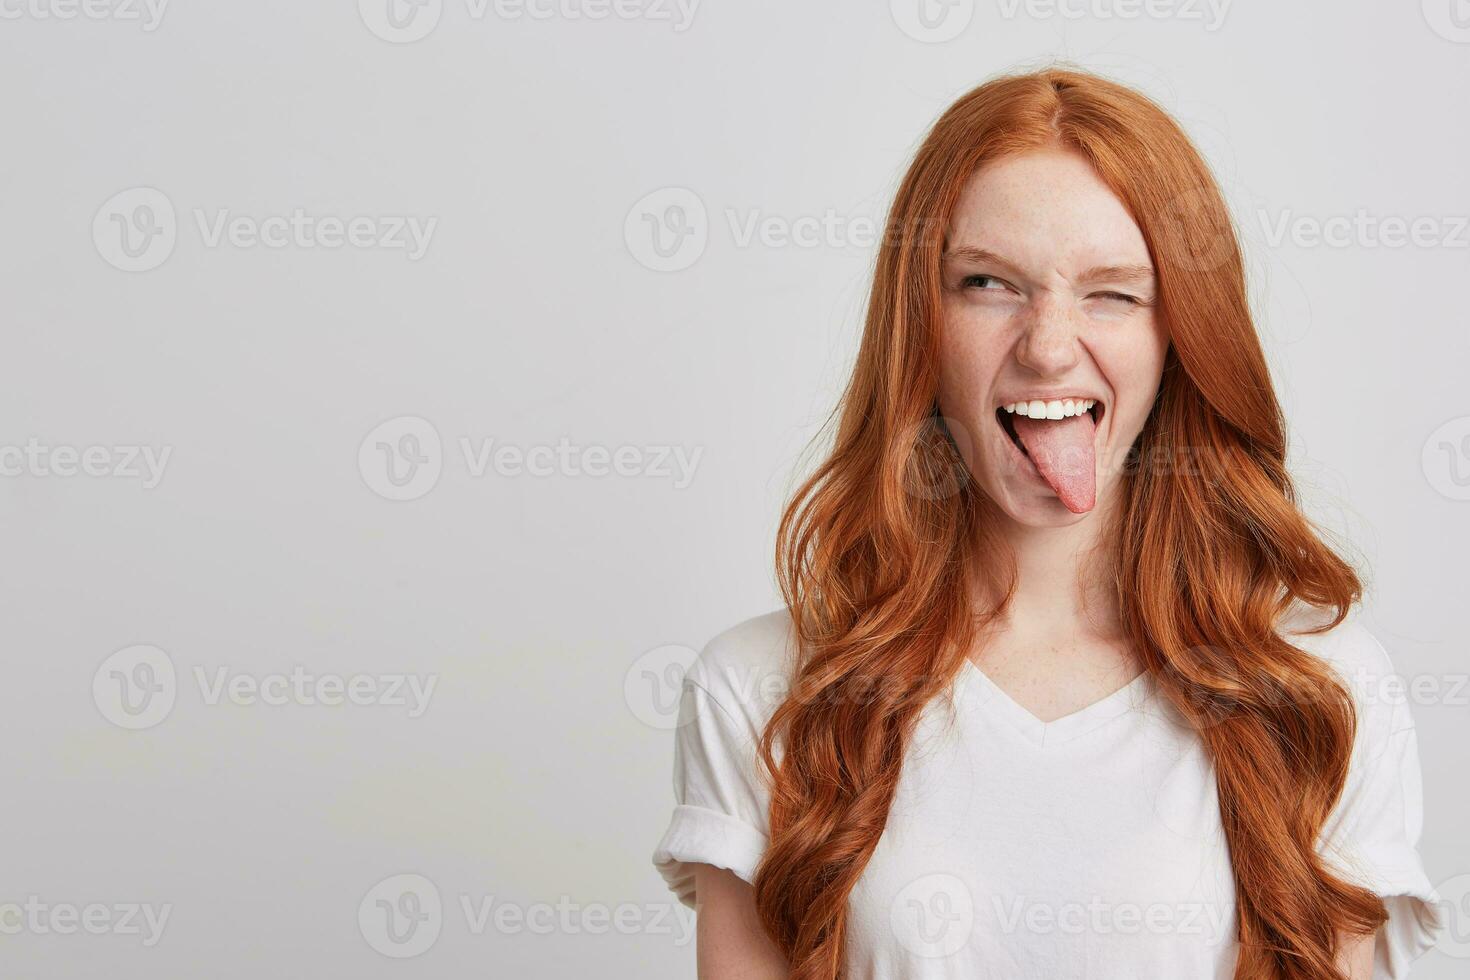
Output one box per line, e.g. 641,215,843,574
1004,399,1096,419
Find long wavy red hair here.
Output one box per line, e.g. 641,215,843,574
752,68,1386,979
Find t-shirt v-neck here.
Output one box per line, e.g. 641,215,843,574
956,658,1156,747
653,606,1445,979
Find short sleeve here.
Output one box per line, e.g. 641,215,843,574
1314,627,1447,977
651,671,774,909
649,625,787,910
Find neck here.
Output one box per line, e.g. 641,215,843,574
987,496,1123,639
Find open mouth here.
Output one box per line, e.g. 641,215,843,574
995,398,1105,459
991,397,1105,514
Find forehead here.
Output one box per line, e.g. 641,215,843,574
946,149,1152,273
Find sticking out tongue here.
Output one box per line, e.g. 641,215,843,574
1010,411,1097,514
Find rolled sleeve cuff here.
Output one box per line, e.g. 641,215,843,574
1325,841,1447,977
652,804,770,909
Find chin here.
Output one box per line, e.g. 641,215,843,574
987,482,1099,527
965,409,1109,524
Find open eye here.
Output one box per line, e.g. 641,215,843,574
961,274,1008,291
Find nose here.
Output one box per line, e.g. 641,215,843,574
1013,293,1083,377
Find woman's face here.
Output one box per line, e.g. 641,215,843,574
937,148,1169,526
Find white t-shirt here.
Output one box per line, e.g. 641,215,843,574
652,605,1445,978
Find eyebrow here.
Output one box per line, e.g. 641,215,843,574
1077,263,1156,287
942,245,1156,289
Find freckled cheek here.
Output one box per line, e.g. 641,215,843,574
937,313,1013,414
1089,322,1169,439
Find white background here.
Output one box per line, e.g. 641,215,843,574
1,0,1467,976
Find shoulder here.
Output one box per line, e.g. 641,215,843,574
684,609,800,736
1277,601,1412,741
1278,600,1397,687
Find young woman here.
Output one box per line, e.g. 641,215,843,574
652,69,1444,979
